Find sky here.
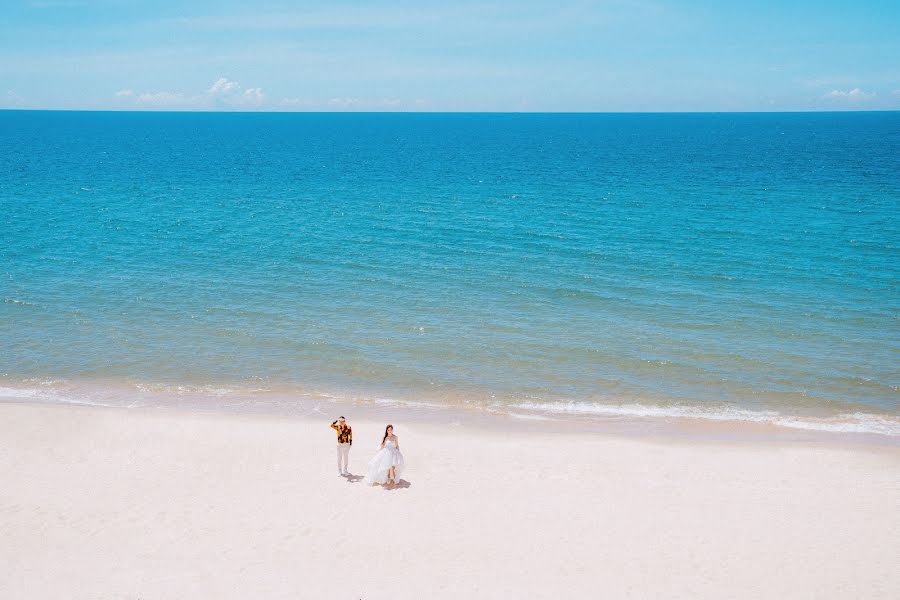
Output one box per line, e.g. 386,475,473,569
1,0,899,112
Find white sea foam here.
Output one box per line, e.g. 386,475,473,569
511,400,779,422
511,401,900,437
772,413,900,437
3,383,897,438
508,412,552,421
371,397,446,410
2,297,40,307
0,386,53,400
0,386,100,407
132,382,271,397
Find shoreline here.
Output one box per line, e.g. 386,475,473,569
2,400,898,599
5,396,900,460
1,377,899,447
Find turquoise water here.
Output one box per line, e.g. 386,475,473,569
1,111,898,433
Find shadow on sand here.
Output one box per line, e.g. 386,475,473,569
342,474,410,490
380,479,411,491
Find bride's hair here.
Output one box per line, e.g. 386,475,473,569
382,424,393,445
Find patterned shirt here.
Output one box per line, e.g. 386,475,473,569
330,421,352,445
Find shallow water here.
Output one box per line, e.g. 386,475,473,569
1,111,898,434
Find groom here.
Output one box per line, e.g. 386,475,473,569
330,416,352,476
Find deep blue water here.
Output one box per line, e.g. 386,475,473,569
1,111,898,432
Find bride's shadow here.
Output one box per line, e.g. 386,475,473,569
342,474,410,490
381,479,411,491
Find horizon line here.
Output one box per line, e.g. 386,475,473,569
2,108,899,115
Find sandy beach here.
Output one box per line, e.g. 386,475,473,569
5,1,900,598
1,401,898,599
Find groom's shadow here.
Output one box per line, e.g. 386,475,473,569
343,473,364,483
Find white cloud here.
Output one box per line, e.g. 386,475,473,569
328,97,363,108
893,90,900,97
109,82,429,112
823,88,876,100
241,87,265,103
4,90,27,107
278,96,425,111
207,77,240,95
277,97,334,111
113,77,266,110
135,91,194,107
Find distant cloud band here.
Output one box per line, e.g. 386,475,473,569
823,88,876,100
114,78,265,110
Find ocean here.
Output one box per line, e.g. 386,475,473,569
1,111,898,435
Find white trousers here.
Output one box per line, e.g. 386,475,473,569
336,443,350,473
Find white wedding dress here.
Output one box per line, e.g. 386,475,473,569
364,438,405,485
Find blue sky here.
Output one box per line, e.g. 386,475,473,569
2,0,899,111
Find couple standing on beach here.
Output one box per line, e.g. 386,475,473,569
330,416,405,486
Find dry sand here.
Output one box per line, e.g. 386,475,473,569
1,401,898,599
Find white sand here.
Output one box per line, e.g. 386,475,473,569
1,402,898,599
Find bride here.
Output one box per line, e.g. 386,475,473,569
364,424,405,486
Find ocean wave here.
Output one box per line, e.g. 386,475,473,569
772,413,900,437
0,386,56,400
2,382,897,438
2,297,41,307
0,385,105,407
510,401,900,437
131,382,273,397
